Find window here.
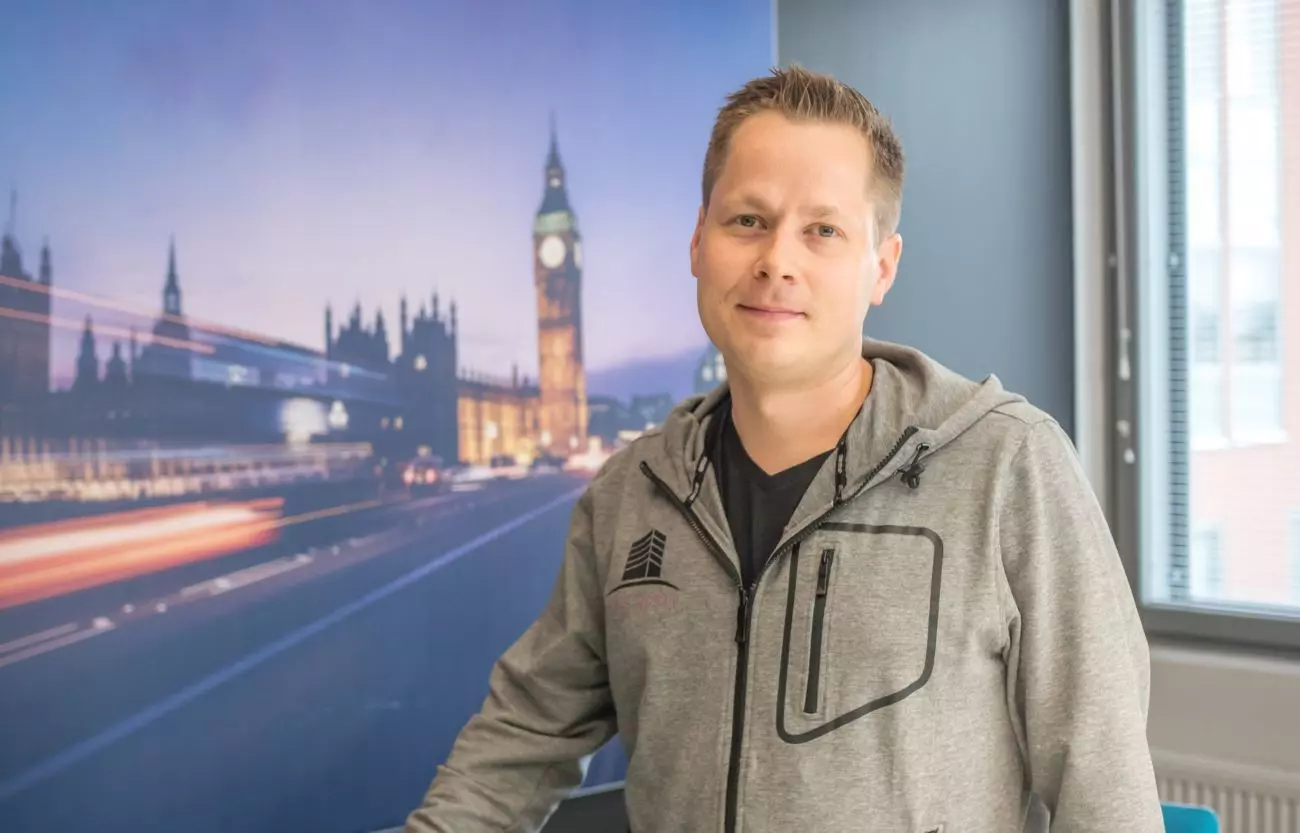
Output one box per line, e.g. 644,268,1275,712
1189,523,1224,600
1117,0,1300,648
1292,512,1300,605
1229,247,1283,440
1189,248,1225,444
1184,0,1285,447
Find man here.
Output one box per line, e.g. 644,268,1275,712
405,66,1164,833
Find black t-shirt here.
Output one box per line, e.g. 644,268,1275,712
712,402,833,589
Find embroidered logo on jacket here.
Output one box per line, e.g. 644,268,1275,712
608,529,679,594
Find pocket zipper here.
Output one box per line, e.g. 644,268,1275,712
804,547,835,714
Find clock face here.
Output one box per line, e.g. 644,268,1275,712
539,234,567,269
574,240,583,269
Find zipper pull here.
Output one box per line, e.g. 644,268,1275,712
735,589,752,644
816,549,834,597
899,442,931,490
685,452,709,507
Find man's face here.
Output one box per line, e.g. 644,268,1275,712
690,111,902,387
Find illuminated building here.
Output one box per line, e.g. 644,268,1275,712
532,118,588,457
0,191,53,431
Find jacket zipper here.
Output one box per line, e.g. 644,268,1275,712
804,547,835,714
638,461,749,833
637,425,920,833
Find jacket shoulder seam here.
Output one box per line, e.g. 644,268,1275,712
988,402,1057,428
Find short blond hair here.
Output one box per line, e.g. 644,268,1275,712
702,65,906,241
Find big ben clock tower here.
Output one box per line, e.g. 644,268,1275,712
533,118,587,457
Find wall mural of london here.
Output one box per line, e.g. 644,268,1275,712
0,2,770,831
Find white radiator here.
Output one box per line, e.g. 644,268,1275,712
1155,750,1300,833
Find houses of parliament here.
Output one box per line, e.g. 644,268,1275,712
0,128,592,467
0,194,52,436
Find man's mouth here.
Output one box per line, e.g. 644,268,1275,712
738,303,804,320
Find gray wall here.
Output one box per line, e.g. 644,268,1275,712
778,0,1077,434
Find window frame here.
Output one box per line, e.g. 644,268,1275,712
1098,0,1300,655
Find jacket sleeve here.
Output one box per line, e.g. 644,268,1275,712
404,483,618,833
995,418,1164,833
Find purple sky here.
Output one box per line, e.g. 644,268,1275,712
0,0,772,389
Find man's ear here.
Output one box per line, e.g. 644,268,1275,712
870,232,903,306
689,205,705,278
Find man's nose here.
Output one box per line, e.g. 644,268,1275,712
753,228,799,282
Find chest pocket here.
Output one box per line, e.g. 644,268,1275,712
776,522,943,743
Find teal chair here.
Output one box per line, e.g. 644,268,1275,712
1162,801,1220,832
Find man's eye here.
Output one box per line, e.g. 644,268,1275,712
815,224,837,238
734,215,760,228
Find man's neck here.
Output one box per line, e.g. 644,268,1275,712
728,353,873,475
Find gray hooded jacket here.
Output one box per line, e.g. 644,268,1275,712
405,339,1164,833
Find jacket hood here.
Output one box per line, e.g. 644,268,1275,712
645,338,1026,511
